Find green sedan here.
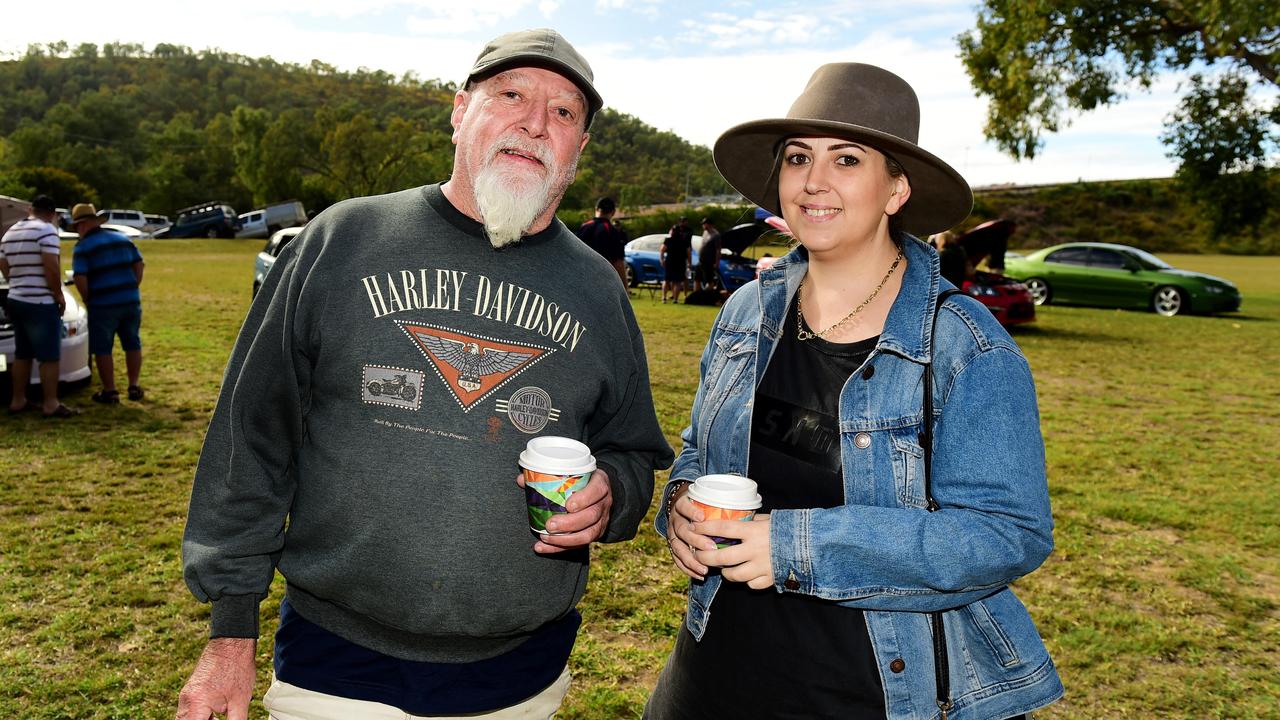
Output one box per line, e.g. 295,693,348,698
1004,242,1241,317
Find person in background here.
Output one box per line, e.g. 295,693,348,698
176,28,672,720
648,63,1062,720
0,194,77,418
70,203,145,404
576,196,628,288
660,216,692,304
931,229,971,288
694,218,721,293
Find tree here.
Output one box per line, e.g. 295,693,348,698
1160,72,1278,235
958,1,1278,232
959,1,1278,158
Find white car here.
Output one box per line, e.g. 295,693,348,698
253,226,303,296
236,210,269,239
96,208,149,230
59,223,151,241
0,281,91,388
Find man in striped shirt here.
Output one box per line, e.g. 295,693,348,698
71,203,146,404
0,195,74,416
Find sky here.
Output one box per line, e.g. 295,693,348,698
2,0,1194,188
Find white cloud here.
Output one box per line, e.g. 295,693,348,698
594,0,663,16
583,28,1181,186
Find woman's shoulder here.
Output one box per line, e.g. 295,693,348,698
933,290,1026,366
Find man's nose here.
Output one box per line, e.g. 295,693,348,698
518,102,549,138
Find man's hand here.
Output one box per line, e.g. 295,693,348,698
694,514,774,589
176,637,257,720
517,469,612,554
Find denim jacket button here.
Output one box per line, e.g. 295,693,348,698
783,578,800,591
854,432,871,449
889,658,906,673
861,365,875,380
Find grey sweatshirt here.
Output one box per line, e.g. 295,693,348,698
183,185,673,661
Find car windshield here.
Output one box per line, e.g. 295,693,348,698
1124,248,1172,270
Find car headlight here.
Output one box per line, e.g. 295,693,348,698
1204,285,1224,294
966,284,998,297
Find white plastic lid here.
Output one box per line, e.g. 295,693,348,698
518,436,596,476
687,474,761,510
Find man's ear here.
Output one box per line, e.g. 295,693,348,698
450,90,471,143
579,132,590,153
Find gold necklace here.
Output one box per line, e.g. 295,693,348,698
796,249,904,341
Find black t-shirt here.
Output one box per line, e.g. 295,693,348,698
664,228,692,272
666,300,886,719
576,217,625,262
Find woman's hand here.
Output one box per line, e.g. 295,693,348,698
666,486,715,581
694,514,774,590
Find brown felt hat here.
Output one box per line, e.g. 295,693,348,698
713,63,972,237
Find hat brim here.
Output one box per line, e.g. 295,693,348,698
714,118,972,237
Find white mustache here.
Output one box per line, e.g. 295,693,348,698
487,135,553,169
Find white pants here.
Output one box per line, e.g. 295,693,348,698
264,667,571,720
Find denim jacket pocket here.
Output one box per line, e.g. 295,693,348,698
890,429,928,509
962,593,1022,668
701,329,756,399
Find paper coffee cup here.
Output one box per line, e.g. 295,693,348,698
519,436,596,535
687,474,762,548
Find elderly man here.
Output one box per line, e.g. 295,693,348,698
70,203,146,404
177,28,673,720
0,194,76,417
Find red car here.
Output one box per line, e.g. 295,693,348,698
957,219,1035,327
961,271,1036,326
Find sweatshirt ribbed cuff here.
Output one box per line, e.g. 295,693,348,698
209,594,261,639
597,460,625,542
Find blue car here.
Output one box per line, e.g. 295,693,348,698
623,223,763,291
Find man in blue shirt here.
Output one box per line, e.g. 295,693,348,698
70,203,146,403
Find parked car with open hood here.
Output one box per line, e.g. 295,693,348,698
624,221,766,291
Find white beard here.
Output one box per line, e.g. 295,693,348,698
471,136,577,248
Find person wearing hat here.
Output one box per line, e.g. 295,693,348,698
650,64,1062,719
177,28,672,720
69,203,146,404
576,196,628,288
0,194,78,417
660,216,692,303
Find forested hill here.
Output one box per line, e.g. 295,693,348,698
0,42,730,216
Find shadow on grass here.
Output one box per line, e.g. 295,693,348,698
1006,324,1117,343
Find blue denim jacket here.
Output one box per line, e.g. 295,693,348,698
656,236,1063,720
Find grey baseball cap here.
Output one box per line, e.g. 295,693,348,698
466,28,603,128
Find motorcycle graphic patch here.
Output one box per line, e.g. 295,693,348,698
398,322,553,411
495,386,561,433
362,365,424,410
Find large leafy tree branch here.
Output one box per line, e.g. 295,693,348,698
959,0,1278,159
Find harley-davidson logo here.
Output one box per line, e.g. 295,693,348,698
398,322,553,411
496,386,560,433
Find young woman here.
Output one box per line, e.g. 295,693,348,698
647,64,1063,720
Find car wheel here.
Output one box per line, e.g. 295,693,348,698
206,227,219,238
1152,285,1186,317
1025,278,1051,306
625,264,638,288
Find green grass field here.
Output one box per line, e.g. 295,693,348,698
2,240,1277,719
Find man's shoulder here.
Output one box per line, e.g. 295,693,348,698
316,186,430,226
